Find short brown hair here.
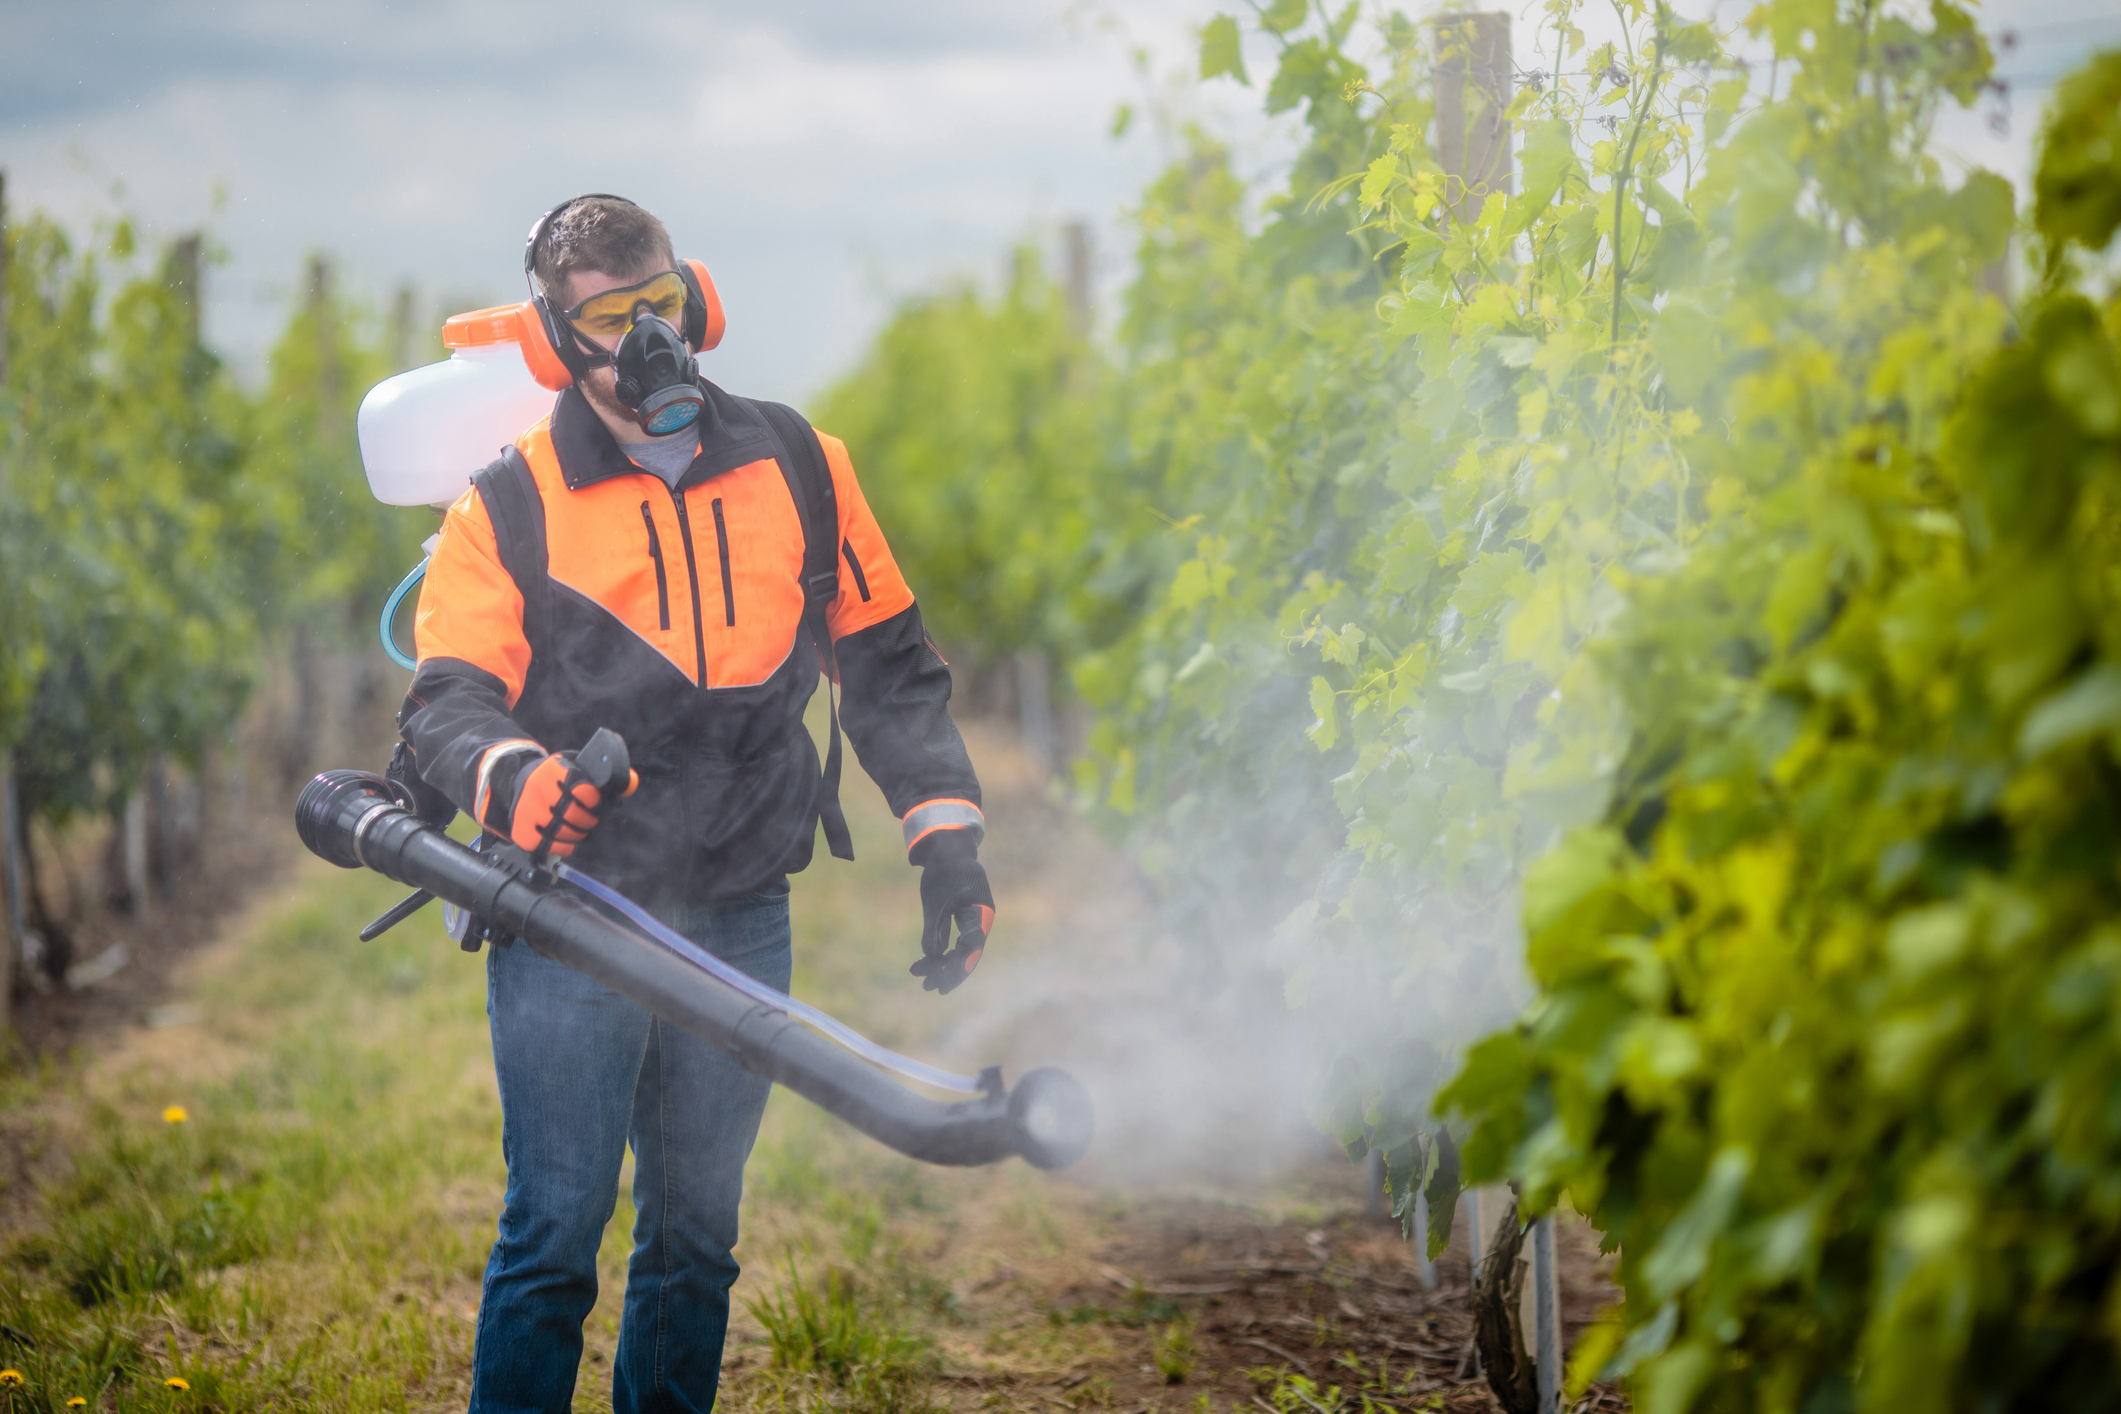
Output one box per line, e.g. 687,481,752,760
532,197,676,305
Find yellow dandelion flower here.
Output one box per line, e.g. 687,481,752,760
163,1106,190,1124
164,1377,190,1390
68,1401,89,1408
0,1368,23,1385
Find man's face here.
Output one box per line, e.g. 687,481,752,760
560,266,691,429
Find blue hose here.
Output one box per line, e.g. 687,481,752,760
380,557,428,671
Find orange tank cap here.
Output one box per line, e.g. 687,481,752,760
442,303,529,349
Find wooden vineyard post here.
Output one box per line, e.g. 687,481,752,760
1014,650,1056,777
1062,220,1093,338
1430,13,1514,225
168,232,202,338
124,790,149,919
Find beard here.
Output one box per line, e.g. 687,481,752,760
579,367,637,428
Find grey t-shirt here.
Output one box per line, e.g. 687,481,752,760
622,429,700,488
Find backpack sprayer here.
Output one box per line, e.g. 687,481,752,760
302,295,1094,1173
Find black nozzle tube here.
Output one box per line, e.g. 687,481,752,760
297,770,1092,1170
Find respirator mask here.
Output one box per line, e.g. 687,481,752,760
613,310,703,435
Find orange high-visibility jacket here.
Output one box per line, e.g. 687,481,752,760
396,379,983,908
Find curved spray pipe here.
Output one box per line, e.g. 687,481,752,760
294,768,1092,1170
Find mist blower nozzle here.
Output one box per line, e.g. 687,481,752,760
294,767,1092,1172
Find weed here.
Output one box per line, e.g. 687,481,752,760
1061,1373,1114,1409
1248,1359,1427,1414
746,1261,936,1414
1248,1367,1350,1414
1155,1315,1197,1384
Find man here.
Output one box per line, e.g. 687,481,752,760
397,194,994,1413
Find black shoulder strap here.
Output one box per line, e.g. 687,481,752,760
748,399,855,862
473,446,552,658
750,400,840,605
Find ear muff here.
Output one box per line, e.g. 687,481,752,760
521,192,626,392
517,298,580,392
679,260,726,352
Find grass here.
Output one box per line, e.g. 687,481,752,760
745,1260,936,1414
0,862,501,1407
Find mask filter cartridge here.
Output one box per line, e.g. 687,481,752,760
614,311,704,435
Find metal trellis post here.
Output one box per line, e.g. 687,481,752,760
1533,1214,1563,1413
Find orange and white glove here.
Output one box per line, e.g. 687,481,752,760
496,751,630,858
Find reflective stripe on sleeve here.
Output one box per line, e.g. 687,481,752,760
901,798,985,854
474,739,543,826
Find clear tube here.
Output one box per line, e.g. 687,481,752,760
380,558,428,671
555,862,981,1095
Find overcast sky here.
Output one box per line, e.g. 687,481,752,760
3,0,1234,400
5,0,2112,403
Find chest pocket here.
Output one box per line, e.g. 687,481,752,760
665,462,807,689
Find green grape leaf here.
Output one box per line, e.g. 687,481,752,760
1359,155,1398,212
1261,0,1308,35
1200,15,1249,84
2034,51,2121,255
2018,664,2121,757
1308,675,1340,748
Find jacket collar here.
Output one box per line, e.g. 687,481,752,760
549,378,777,494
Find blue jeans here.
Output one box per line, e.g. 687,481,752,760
470,881,792,1414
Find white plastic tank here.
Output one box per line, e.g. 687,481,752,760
356,304,558,507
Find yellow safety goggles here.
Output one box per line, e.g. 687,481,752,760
561,270,688,340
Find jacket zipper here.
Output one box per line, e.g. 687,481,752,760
639,502,670,631
668,485,709,684
711,499,736,627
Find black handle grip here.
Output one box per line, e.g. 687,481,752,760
574,727,631,798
